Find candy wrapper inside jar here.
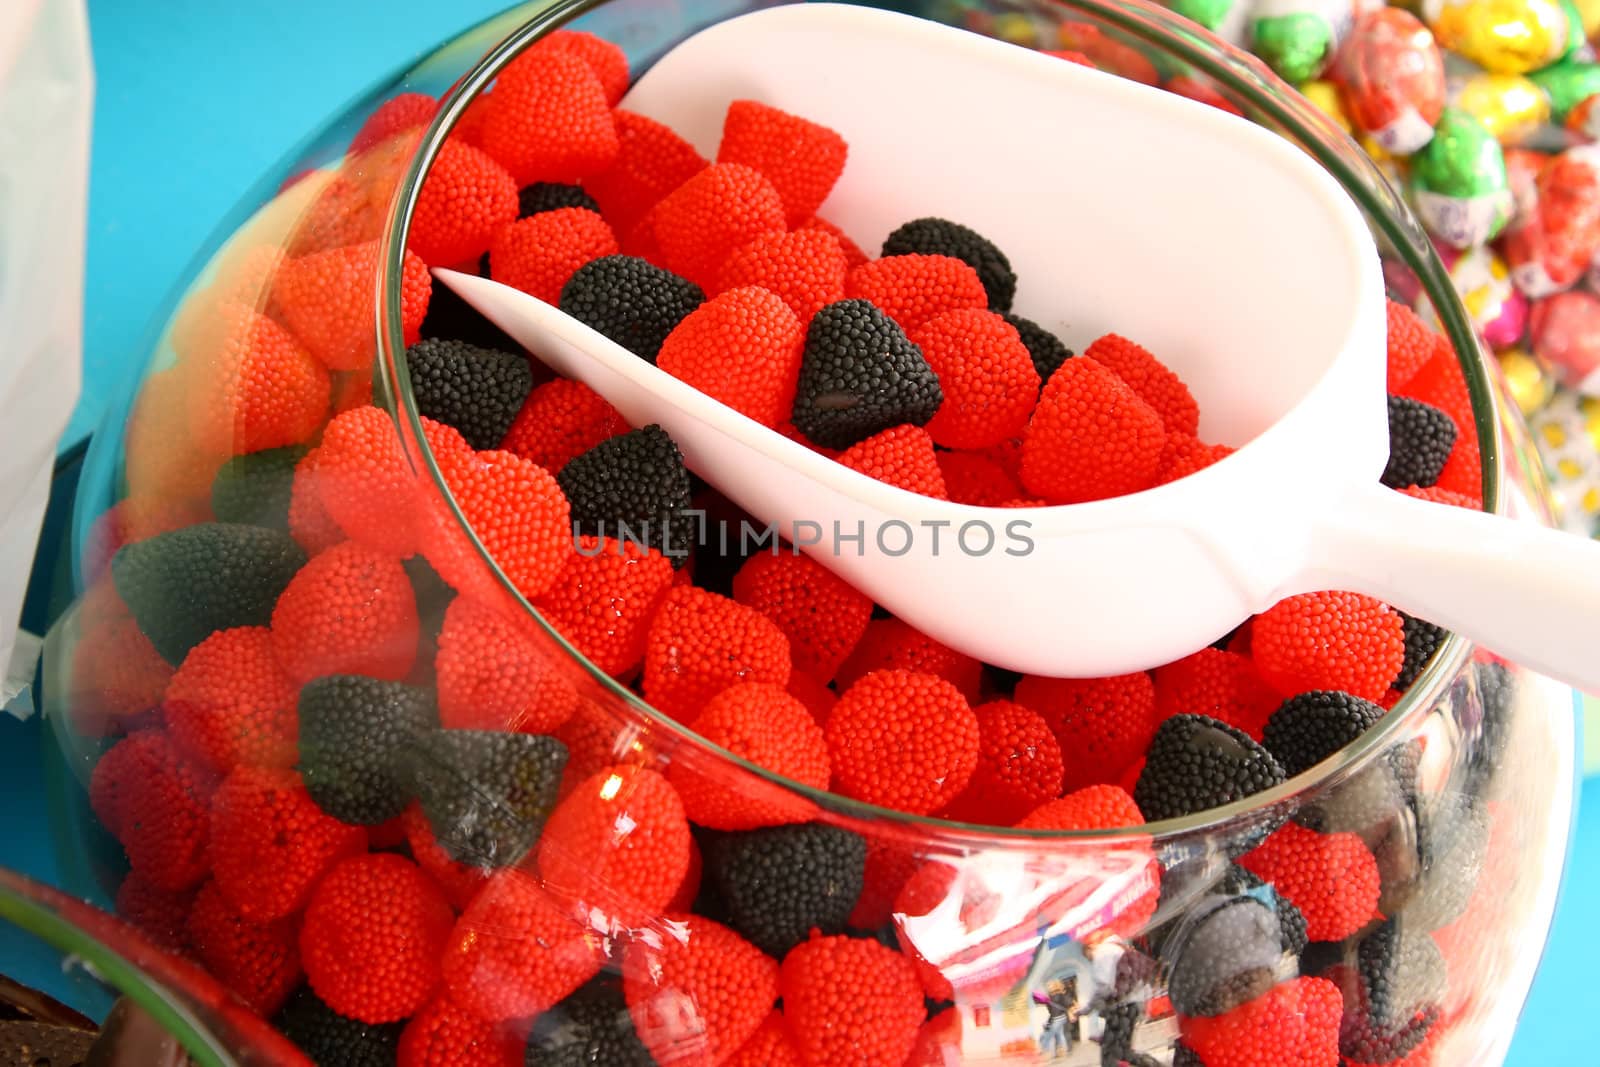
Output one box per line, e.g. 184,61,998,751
1574,0,1600,35
1530,287,1600,391
1251,0,1359,83
1499,346,1560,414
1529,58,1600,141
1167,0,1255,46
1528,386,1600,533
1504,144,1600,297
1410,108,1514,247
1300,78,1356,133
1424,0,1581,75
1506,146,1552,221
1361,131,1414,187
1448,69,1551,145
1423,242,1530,347
1332,9,1447,155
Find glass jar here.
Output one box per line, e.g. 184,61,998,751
40,1,1578,1064
0,867,308,1065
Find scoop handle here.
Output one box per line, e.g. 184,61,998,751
1310,485,1600,695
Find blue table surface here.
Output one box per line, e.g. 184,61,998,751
11,0,1591,1059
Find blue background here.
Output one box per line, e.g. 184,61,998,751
2,0,1589,1060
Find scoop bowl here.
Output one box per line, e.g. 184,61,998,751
441,4,1600,692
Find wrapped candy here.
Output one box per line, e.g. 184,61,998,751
1383,256,1425,306
1251,0,1357,83
1333,9,1447,154
1301,78,1356,133
987,12,1048,47
1168,0,1255,45
1530,60,1600,140
1423,0,1581,75
1504,145,1600,296
1499,347,1560,413
1528,386,1600,534
1363,133,1414,186
1530,287,1600,390
1424,242,1530,346
1506,147,1551,219
1448,70,1551,145
1410,108,1514,247
1574,0,1600,35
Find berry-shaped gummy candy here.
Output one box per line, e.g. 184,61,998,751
653,164,787,288
844,254,988,333
826,669,979,815
300,854,454,1023
537,765,692,925
210,766,366,921
164,626,298,774
405,338,534,451
297,674,438,825
560,254,705,363
1252,591,1404,702
657,286,804,428
882,217,1016,313
479,49,618,184
271,541,420,685
112,522,306,666
622,913,779,1066
791,299,941,450
488,207,618,305
441,869,605,1022
669,681,830,829
502,378,625,473
1014,671,1157,790
411,729,567,870
911,308,1040,449
642,586,791,719
407,139,519,266
780,933,925,1067
717,100,848,226
1020,356,1166,503
835,424,949,498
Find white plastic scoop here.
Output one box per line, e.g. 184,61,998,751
437,3,1600,691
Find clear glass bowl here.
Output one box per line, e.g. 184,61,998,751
0,868,309,1065
40,1,1579,1064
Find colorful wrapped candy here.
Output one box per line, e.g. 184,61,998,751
1448,70,1551,145
1301,78,1356,133
1505,147,1549,223
1332,9,1447,154
1574,0,1600,35
1251,0,1357,83
1530,287,1600,391
1426,242,1530,346
1410,108,1514,248
1169,0,1255,44
1362,133,1414,187
1529,386,1600,533
1529,60,1600,140
1423,0,1580,76
1499,347,1560,414
1505,146,1600,297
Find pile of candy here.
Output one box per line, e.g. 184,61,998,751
65,19,1532,1067
1130,0,1600,536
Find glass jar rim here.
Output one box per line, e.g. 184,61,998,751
377,0,1498,847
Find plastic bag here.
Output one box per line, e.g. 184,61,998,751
0,0,91,714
